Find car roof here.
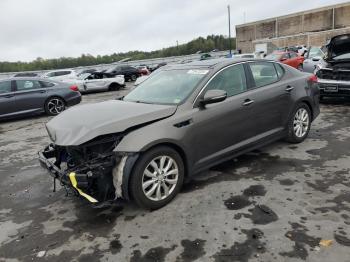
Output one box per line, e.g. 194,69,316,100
2,77,60,82
163,58,274,70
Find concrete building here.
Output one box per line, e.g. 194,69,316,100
235,2,350,53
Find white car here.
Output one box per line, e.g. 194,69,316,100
42,69,77,81
64,72,125,93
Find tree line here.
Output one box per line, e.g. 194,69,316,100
0,35,236,73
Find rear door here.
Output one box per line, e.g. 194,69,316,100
245,61,294,135
0,80,16,117
14,79,49,113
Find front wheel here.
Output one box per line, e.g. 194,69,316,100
130,146,184,210
45,97,65,116
131,74,137,81
285,103,311,143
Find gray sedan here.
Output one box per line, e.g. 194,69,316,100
39,59,320,209
0,78,81,120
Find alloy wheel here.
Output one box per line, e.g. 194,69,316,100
142,156,179,201
47,98,64,115
293,108,309,138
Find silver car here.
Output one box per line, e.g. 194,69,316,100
303,46,326,73
0,77,81,120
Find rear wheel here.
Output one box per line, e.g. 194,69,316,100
285,103,311,143
45,97,65,116
130,146,184,210
108,83,120,91
131,74,137,81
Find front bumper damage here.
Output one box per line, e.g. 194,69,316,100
38,144,138,204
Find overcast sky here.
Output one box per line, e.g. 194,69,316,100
0,0,347,62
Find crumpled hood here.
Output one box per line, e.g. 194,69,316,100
326,34,350,61
46,100,177,146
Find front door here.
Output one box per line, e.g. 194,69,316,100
0,80,16,117
188,63,257,170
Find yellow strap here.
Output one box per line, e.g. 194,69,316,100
69,172,98,203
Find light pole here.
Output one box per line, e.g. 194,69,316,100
228,5,232,57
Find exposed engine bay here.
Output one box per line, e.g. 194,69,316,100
39,134,132,203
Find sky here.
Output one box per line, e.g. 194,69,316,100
0,0,347,62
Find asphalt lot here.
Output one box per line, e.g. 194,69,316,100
0,83,350,262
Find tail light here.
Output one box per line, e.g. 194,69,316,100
308,74,318,83
69,85,79,92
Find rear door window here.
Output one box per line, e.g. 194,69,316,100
16,80,42,91
39,81,55,88
249,62,279,88
206,64,247,97
0,81,12,93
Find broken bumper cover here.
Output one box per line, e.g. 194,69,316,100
38,144,139,203
38,146,98,202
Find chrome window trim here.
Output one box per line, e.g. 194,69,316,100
192,61,246,108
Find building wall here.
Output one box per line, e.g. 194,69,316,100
236,2,350,53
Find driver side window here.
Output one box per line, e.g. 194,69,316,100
206,64,247,97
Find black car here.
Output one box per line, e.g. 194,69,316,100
105,65,141,81
316,34,350,100
0,78,81,120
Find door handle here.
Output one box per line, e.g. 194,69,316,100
3,94,14,98
285,86,294,92
242,99,254,106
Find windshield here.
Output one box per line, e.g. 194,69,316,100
123,69,208,105
265,53,282,60
105,66,119,73
308,47,324,58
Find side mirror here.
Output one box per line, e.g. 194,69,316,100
200,89,227,107
312,56,321,62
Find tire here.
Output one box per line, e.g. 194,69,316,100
44,97,65,116
129,146,184,210
285,103,311,143
131,74,137,81
108,83,120,91
297,64,303,71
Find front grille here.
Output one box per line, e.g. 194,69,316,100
317,68,350,81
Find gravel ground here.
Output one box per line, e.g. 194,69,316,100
0,85,350,262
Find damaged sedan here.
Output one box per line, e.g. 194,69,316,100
316,34,350,99
39,58,320,209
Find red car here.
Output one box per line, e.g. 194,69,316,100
266,51,304,70
136,66,150,76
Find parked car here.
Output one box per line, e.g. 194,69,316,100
303,46,326,73
42,69,77,81
39,58,319,209
65,72,125,93
13,72,41,77
0,78,81,120
233,53,256,59
105,65,141,81
136,66,150,76
77,68,97,76
315,34,350,100
266,51,304,70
